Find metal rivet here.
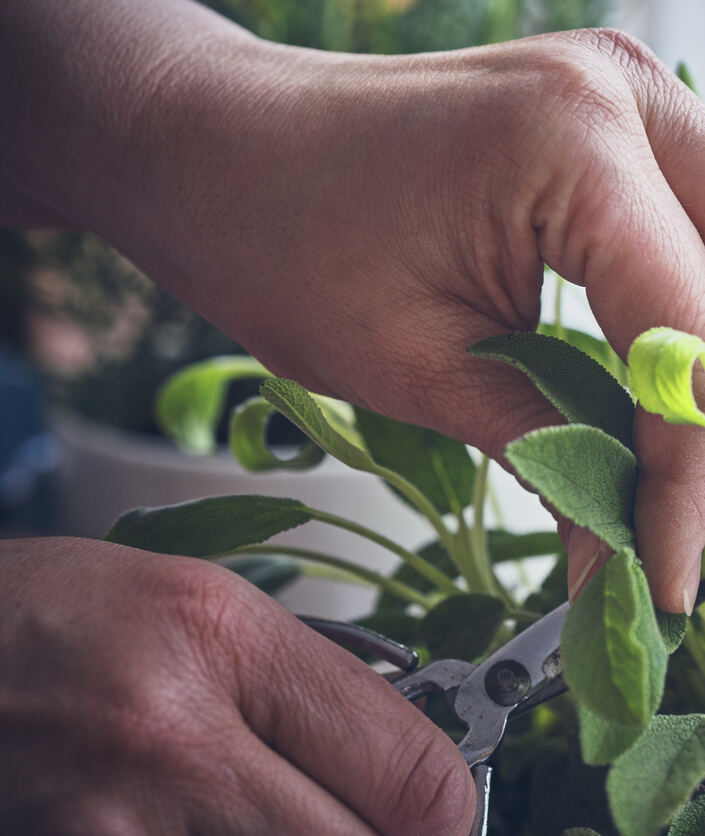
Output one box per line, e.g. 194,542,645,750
484,660,531,706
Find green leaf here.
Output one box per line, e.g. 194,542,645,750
375,541,457,612
355,612,421,649
506,425,637,551
656,608,688,654
628,327,705,427
562,548,666,728
469,332,634,449
218,553,300,593
105,495,313,556
538,323,629,388
676,61,698,95
608,714,705,836
229,396,325,471
156,355,272,453
260,378,377,471
419,593,506,661
524,552,568,615
576,703,643,766
530,750,614,836
353,406,475,514
563,829,604,836
669,795,705,835
486,529,563,563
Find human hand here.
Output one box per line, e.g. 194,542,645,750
4,2,705,612
0,537,473,834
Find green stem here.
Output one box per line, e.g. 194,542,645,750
554,273,565,339
429,450,473,582
684,619,705,682
229,544,433,609
375,465,459,563
306,506,458,596
471,456,514,605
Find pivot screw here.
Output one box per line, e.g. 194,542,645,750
485,660,531,706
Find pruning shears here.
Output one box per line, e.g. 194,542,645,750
299,601,570,836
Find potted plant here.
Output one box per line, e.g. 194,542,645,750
103,313,705,835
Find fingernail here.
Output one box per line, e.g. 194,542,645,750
567,526,609,602
683,558,701,616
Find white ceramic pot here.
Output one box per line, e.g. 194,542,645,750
52,412,436,620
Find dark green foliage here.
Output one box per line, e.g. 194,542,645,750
487,529,563,562
218,553,300,594
420,593,506,660
353,406,475,514
524,552,568,615
356,612,421,649
375,540,457,612
105,495,313,556
469,332,634,449
656,609,688,654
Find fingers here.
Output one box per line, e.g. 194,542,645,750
529,31,705,612
225,578,475,836
196,722,376,836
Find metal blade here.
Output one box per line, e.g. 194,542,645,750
453,601,570,766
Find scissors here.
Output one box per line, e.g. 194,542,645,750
299,601,570,836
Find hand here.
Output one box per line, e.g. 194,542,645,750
4,3,705,613
0,537,473,834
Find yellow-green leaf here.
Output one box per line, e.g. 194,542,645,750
628,327,705,427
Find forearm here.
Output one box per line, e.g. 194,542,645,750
0,0,272,234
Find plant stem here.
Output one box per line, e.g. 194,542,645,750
306,506,459,596
228,544,433,609
684,618,705,682
554,273,565,339
429,450,474,582
375,465,459,564
471,456,514,605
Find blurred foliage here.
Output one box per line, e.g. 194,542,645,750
207,0,613,52
1,0,612,435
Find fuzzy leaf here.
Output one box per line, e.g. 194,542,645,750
487,529,563,563
506,426,636,551
576,703,643,766
105,495,313,556
538,323,628,388
420,593,506,661
562,549,666,728
229,396,325,471
218,553,300,593
469,332,633,448
608,714,705,836
156,355,272,453
668,795,705,835
260,378,377,471
628,327,705,427
656,608,688,654
353,406,475,514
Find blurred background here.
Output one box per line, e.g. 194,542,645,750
1,0,702,614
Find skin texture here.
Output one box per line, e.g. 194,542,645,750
3,0,705,829
0,538,473,834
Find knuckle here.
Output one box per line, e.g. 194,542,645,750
379,722,474,835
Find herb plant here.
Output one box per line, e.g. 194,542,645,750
106,298,705,835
